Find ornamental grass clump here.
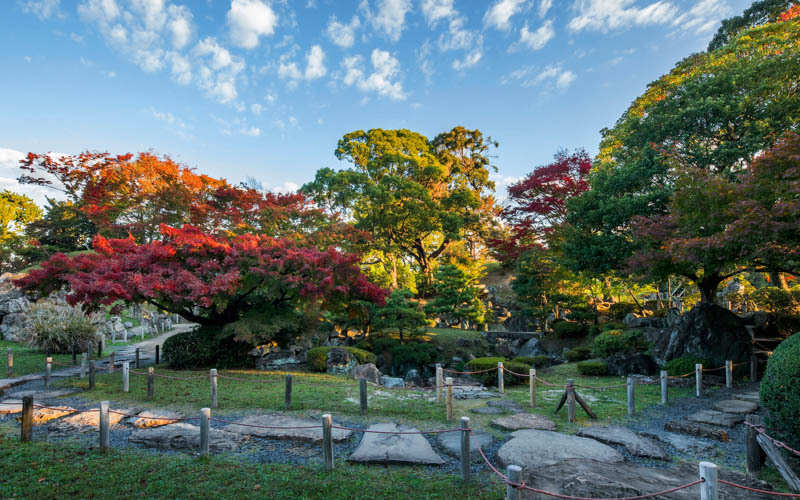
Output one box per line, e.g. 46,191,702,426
22,300,98,353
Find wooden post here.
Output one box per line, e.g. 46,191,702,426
88,341,93,361
210,369,218,408
695,363,703,397
627,377,635,416
72,346,77,365
97,339,103,359
497,362,504,393
135,348,140,369
446,377,454,422
699,461,718,500
746,414,763,478
109,352,115,373
80,353,87,379
45,357,52,388
566,379,576,423
359,378,367,416
322,413,333,471
7,348,12,378
155,345,160,365
147,367,154,400
529,368,536,408
200,407,210,458
21,395,33,442
750,355,758,383
436,364,443,404
122,362,130,393
284,373,292,411
89,361,96,390
660,370,668,404
506,465,522,500
460,416,470,482
726,360,733,389
99,401,110,452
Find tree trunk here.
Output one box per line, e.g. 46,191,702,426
390,255,398,289
769,271,790,291
697,275,723,304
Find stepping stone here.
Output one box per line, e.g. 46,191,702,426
497,430,624,468
223,414,351,443
470,406,505,415
664,420,730,441
127,410,184,429
713,399,758,414
576,426,667,460
52,407,136,433
687,410,743,427
436,430,494,462
348,423,445,465
732,392,760,404
130,423,247,452
0,399,22,414
5,388,79,400
641,431,714,454
491,413,556,431
29,406,76,424
453,387,500,399
488,399,525,413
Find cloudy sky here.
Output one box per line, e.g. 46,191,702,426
1,0,748,204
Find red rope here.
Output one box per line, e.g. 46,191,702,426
442,367,497,375
331,424,462,435
535,376,559,387
210,417,322,429
108,410,194,422
746,423,800,457
573,382,628,391
501,366,531,377
719,479,800,497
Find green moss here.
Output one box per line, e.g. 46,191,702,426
306,346,377,372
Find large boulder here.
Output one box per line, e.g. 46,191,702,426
497,430,623,468
604,353,658,376
516,337,542,357
644,304,752,366
403,368,425,387
326,347,356,375
352,363,382,385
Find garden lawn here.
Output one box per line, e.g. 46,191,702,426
55,362,694,432
1,340,110,378
0,423,503,500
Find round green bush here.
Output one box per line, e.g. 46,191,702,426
465,357,531,387
592,329,647,358
601,321,626,331
163,327,253,369
512,355,549,368
761,333,800,451
552,321,586,338
565,346,592,362
306,346,377,372
577,360,608,376
608,302,637,320
663,355,712,377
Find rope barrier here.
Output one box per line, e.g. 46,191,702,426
331,424,462,435
718,479,800,497
745,422,800,457
572,382,628,391
210,417,323,430
442,367,497,375
501,366,530,378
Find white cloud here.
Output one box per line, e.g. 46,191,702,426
340,49,406,100
251,103,263,114
105,70,117,77
278,44,327,83
70,33,84,43
193,37,245,103
361,0,412,42
24,56,32,63
265,91,277,105
556,70,576,88
568,0,678,32
513,19,554,51
538,0,553,17
417,40,435,84
0,148,68,206
227,0,278,49
421,0,456,26
271,181,299,193
452,49,482,70
671,0,732,35
166,51,191,84
241,126,261,136
502,63,576,90
325,15,361,48
150,107,188,129
20,0,61,20
438,15,484,71
288,116,298,127
167,5,193,49
484,0,528,30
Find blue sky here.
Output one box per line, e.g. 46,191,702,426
0,0,750,204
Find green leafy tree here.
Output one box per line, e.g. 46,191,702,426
708,0,794,50
374,288,428,343
426,264,487,329
0,190,42,273
25,198,96,253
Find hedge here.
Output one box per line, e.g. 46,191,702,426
577,360,608,376
465,357,531,387
664,355,712,377
565,346,592,362
307,346,376,372
761,333,800,451
512,355,549,368
552,321,586,338
592,329,647,358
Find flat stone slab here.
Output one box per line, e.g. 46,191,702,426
31,406,76,424
348,423,445,465
130,423,247,452
5,388,79,400
732,392,760,403
0,399,22,414
641,431,714,454
127,410,184,429
497,430,624,468
687,410,743,427
487,399,525,413
470,406,505,415
52,407,135,433
664,420,730,441
435,430,494,463
223,414,351,443
491,413,556,431
453,387,500,399
576,426,666,460
713,399,758,414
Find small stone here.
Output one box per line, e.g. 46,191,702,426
127,410,184,429
223,414,351,442
130,423,247,452
470,406,505,415
497,430,624,468
487,399,525,413
576,426,666,460
348,423,444,465
687,410,744,427
712,399,758,414
491,413,556,431
380,376,404,388
436,430,494,462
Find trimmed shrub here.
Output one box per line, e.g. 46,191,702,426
306,346,376,372
577,360,608,376
565,346,592,362
601,321,626,331
163,326,253,369
466,357,531,387
608,302,637,320
552,321,586,338
592,329,647,358
761,333,800,451
22,300,98,354
513,355,549,368
664,355,712,377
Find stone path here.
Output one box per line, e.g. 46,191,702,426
576,426,666,460
348,423,445,465
497,429,624,468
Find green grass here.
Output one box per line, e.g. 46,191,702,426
0,423,503,500
1,340,110,378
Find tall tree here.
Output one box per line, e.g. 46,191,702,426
707,0,795,50
0,190,42,273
